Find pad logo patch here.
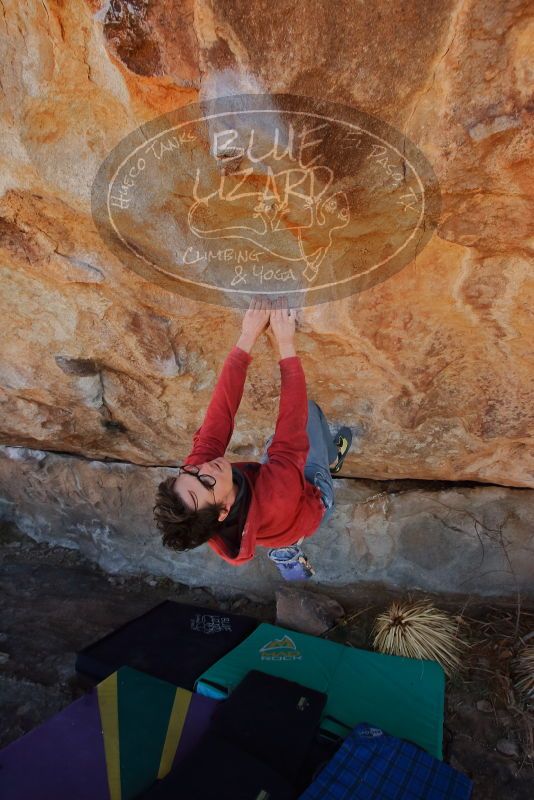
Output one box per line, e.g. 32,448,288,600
190,614,232,635
259,635,302,661
359,725,384,739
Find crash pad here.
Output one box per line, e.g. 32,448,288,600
299,723,472,800
210,670,327,781
195,623,445,760
0,666,219,800
139,733,294,800
76,600,258,690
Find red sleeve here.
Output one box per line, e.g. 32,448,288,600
253,355,310,507
184,345,252,465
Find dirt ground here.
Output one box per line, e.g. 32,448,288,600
0,521,532,800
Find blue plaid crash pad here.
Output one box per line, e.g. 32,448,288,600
195,623,445,759
299,724,472,800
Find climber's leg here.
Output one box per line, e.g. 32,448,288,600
259,401,340,522
303,399,337,522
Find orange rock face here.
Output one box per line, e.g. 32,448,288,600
0,0,532,487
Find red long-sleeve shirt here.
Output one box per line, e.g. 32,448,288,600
184,345,326,565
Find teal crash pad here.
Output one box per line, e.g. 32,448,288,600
195,623,445,760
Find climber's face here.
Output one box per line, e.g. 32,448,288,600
172,457,234,516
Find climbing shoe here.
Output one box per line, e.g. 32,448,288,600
329,427,353,474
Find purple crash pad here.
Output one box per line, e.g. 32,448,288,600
0,690,109,800
172,692,219,770
0,680,220,800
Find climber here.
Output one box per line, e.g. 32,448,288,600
153,296,353,566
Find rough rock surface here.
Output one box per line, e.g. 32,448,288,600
0,0,532,487
1,446,532,597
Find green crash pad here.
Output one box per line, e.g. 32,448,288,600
195,623,445,760
98,666,219,799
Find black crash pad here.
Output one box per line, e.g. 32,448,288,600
75,601,258,691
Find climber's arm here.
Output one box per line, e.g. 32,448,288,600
253,353,310,505
184,298,271,465
254,297,309,506
184,345,253,464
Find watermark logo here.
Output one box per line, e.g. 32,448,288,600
92,93,441,308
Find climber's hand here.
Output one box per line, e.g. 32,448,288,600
269,296,296,346
239,296,272,349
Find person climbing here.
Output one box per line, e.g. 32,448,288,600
153,296,352,568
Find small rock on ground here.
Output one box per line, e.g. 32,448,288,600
275,588,345,635
496,739,520,758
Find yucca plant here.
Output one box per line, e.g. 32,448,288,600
372,600,465,676
513,642,534,708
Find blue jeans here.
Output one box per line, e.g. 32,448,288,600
260,399,338,525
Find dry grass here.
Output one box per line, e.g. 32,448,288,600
372,599,466,676
463,607,534,765
514,643,534,710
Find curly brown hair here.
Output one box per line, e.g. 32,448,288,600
153,475,227,551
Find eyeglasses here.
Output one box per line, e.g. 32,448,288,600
176,464,216,491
